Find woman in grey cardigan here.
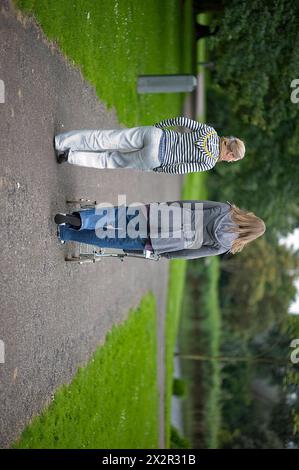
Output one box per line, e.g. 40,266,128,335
54,200,265,260
54,117,245,174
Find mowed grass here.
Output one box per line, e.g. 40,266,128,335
199,257,221,448
173,172,222,449
15,0,191,126
164,10,209,446
194,13,222,449
13,294,159,449
164,171,208,447
14,0,195,449
163,7,209,443
179,256,221,449
165,13,222,448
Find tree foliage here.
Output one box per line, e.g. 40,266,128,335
211,0,299,132
207,0,299,235
220,240,299,337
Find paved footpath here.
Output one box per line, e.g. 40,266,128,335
0,0,182,448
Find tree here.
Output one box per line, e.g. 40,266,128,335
219,239,299,337
206,0,299,235
211,0,299,133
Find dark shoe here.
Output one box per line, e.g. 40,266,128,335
56,149,69,164
54,213,81,228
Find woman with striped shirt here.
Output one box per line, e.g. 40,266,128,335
54,116,245,174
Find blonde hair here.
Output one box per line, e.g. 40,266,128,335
228,204,266,254
223,137,246,161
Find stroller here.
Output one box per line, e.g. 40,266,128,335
63,199,160,264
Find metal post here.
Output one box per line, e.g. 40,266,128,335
137,74,197,94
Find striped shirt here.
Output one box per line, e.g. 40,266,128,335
154,116,220,174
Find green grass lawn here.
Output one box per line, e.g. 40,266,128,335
15,0,192,126
179,256,221,449
14,0,194,449
198,257,221,448
14,294,159,449
165,13,222,448
164,9,209,446
192,13,222,449
14,0,220,449
164,172,208,447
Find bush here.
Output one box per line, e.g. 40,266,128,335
172,378,187,398
170,426,190,449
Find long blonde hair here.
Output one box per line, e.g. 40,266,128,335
228,204,266,254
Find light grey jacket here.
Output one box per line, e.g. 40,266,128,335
148,200,238,260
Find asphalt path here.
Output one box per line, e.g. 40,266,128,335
0,0,182,448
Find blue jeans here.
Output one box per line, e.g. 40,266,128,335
58,207,148,251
